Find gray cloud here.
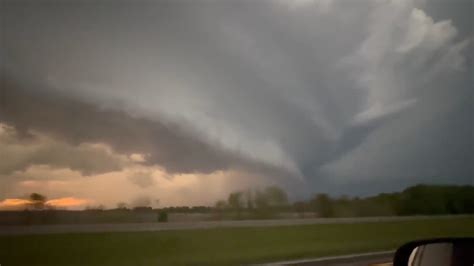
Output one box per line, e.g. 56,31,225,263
1,0,472,198
0,126,124,176
0,75,293,180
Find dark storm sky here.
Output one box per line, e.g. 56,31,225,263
0,0,472,206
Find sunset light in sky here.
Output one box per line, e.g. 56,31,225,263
0,197,90,210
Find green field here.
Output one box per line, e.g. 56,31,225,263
1,217,473,266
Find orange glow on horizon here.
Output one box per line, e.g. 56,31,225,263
0,197,90,210
0,198,32,207
46,197,90,207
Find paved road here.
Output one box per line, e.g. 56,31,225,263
256,251,394,266
0,215,470,235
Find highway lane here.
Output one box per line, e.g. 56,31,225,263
0,215,471,235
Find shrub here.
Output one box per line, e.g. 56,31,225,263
158,211,168,222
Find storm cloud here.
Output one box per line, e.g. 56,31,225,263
0,76,292,179
0,0,472,204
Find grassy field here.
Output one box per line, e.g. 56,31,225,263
0,217,473,266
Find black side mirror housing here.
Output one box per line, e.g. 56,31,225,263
394,237,473,266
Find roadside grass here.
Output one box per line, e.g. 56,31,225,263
0,217,472,266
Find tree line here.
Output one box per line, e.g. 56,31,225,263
216,184,474,218
12,184,474,218
214,186,289,219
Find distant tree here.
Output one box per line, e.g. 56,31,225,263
228,192,243,209
397,184,474,215
311,193,334,217
264,186,289,207
133,206,153,212
158,211,168,222
293,201,308,218
228,191,244,218
86,204,105,211
116,202,129,210
29,193,47,210
252,187,288,219
215,200,228,210
254,189,269,210
214,200,228,220
191,206,212,213
244,189,254,210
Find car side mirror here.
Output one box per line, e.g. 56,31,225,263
393,238,473,266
